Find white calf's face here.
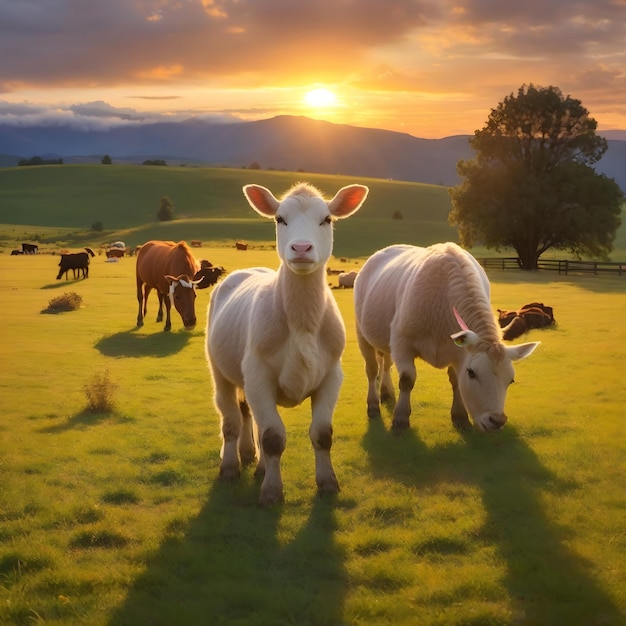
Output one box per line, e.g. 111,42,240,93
242,183,369,275
274,194,334,274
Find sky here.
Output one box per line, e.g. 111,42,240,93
0,0,625,139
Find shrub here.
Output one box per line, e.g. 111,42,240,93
84,370,118,413
42,292,82,314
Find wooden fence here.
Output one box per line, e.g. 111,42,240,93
477,257,626,276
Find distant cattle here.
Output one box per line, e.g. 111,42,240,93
190,240,202,248
106,248,125,259
11,250,24,255
194,259,226,289
57,248,95,280
337,270,358,288
22,243,39,254
136,240,202,331
499,302,555,340
235,241,248,251
110,241,126,249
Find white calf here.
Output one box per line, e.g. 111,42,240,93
206,182,368,505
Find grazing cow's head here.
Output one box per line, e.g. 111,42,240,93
166,274,201,330
451,308,539,432
243,182,368,275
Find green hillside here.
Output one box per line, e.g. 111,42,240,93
1,164,623,260
0,164,458,258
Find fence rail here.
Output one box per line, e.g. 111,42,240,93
477,257,625,276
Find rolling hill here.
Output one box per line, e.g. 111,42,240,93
1,115,624,190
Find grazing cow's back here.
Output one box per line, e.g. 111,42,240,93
354,243,539,432
207,182,368,505
135,240,200,331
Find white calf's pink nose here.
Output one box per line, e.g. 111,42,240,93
291,241,313,256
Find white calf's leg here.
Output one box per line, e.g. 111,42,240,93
212,370,243,480
310,366,341,494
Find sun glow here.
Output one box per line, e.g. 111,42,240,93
304,88,338,108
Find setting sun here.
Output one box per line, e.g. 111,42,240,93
304,87,337,108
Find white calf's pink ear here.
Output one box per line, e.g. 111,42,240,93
243,185,280,217
451,330,480,347
328,185,369,218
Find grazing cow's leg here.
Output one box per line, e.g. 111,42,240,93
357,330,382,419
390,345,416,430
238,399,257,466
136,278,145,327
309,367,341,495
378,352,395,404
155,291,164,323
447,367,471,431
163,295,172,331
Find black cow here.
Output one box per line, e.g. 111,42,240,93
22,243,38,254
56,248,95,280
194,259,226,289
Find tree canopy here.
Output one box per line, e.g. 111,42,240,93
448,84,623,269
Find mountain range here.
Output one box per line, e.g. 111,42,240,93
1,115,624,190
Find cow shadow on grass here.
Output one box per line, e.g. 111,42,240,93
109,474,347,626
95,330,191,358
362,417,623,625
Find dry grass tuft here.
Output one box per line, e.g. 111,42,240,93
84,369,118,413
42,291,83,314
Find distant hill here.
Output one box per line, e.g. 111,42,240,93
0,115,624,190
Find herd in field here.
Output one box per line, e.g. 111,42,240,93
16,181,545,505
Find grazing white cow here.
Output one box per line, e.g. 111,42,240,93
206,182,369,505
354,243,539,432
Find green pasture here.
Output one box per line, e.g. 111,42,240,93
0,248,625,626
1,164,624,260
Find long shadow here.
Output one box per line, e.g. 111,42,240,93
109,475,346,626
362,417,623,624
37,410,131,433
40,280,83,290
95,330,191,358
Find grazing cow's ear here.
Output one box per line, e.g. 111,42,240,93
328,185,369,219
451,330,480,347
243,185,280,218
505,341,540,361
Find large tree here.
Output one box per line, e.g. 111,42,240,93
448,84,623,269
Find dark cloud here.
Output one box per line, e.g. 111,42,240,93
0,0,623,134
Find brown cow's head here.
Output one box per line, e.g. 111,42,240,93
166,274,201,329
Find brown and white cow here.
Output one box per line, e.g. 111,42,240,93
136,240,202,331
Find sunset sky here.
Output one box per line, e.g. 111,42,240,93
1,0,624,138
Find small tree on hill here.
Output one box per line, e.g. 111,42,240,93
101,154,112,165
157,196,175,221
448,84,623,269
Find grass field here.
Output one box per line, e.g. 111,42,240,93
0,247,624,626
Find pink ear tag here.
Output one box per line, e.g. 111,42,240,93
453,307,469,331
